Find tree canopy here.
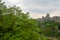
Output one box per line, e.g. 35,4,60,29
0,0,48,40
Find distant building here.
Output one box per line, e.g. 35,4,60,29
39,13,60,23
37,13,60,33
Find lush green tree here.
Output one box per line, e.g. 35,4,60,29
42,20,58,37
0,0,48,40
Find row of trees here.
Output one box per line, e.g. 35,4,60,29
39,20,60,40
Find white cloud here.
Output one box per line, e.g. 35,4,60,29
50,10,60,17
29,12,46,18
2,0,26,12
8,0,20,4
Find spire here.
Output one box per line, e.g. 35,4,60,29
42,16,44,18
46,13,50,17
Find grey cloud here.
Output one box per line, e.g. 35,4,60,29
23,0,60,13
2,0,60,18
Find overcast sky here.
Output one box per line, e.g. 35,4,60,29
2,0,60,18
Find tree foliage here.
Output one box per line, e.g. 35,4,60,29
0,0,48,40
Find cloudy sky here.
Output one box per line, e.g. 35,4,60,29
2,0,60,18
